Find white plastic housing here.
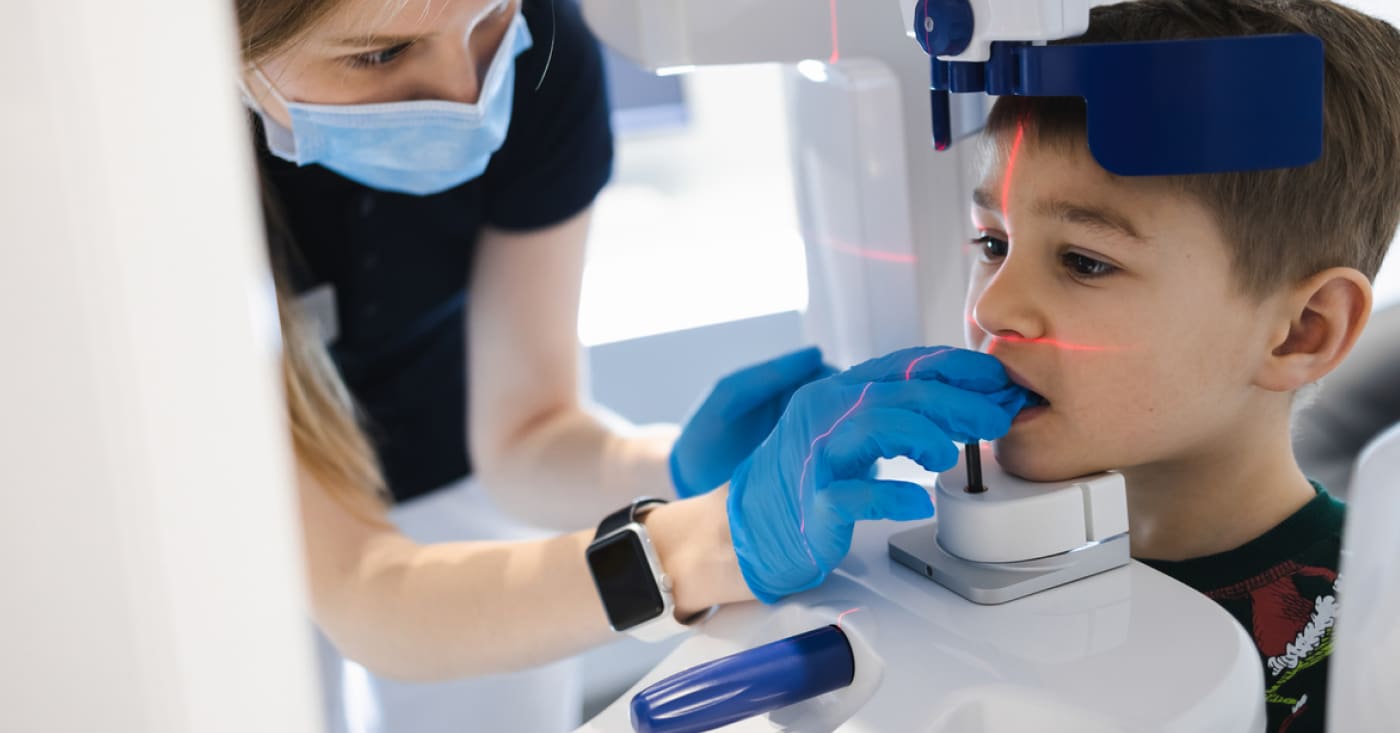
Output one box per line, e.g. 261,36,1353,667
1329,423,1400,732
789,60,922,362
581,0,836,68
580,511,1264,731
2,2,321,732
935,445,1129,563
938,0,1094,62
583,0,984,367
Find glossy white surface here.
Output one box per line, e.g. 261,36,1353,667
1329,423,1400,732
579,516,1265,732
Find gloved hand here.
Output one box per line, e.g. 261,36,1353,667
670,346,836,499
727,346,1028,602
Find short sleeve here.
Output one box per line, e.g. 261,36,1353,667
484,0,614,230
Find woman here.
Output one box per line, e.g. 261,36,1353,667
240,0,827,727
237,0,1026,729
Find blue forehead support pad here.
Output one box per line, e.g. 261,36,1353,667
926,34,1325,176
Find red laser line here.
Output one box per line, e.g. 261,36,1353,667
797,381,874,566
1001,121,1026,227
837,607,863,626
903,347,952,381
971,315,1124,353
993,335,1121,352
828,0,841,63
827,238,917,265
795,350,950,572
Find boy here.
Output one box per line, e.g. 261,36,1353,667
964,1,1400,730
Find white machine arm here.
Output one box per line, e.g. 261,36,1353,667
903,0,1118,62
583,0,999,367
583,0,1113,67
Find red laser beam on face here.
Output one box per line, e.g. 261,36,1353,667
987,334,1123,353
1001,121,1027,227
797,380,873,567
829,0,841,63
971,139,1133,357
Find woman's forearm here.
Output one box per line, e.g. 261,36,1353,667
476,405,679,529
301,470,750,681
467,211,689,529
299,468,609,679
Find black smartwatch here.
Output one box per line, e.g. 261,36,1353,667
586,498,692,642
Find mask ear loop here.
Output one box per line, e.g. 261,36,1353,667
242,64,291,113
239,64,303,163
462,0,515,53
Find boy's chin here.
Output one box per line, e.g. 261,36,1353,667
991,440,1109,483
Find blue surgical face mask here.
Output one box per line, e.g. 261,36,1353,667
244,10,532,196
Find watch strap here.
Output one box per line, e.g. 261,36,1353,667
595,497,668,539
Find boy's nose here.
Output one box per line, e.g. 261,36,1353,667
971,260,1045,344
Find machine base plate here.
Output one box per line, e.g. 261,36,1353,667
889,520,1131,605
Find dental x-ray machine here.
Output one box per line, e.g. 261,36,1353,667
574,1,1328,731
7,1,1388,732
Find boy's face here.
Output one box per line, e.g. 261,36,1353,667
967,134,1282,482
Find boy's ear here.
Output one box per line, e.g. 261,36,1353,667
1256,267,1373,392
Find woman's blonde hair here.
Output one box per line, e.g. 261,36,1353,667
238,0,394,513
277,283,390,512
236,0,348,62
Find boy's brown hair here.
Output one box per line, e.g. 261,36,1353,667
985,0,1400,295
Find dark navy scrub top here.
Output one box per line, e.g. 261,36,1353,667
258,0,614,503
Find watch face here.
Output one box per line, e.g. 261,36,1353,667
586,530,665,631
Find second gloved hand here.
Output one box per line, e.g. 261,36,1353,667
670,346,835,499
727,346,1028,603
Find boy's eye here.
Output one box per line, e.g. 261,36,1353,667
1062,251,1118,279
972,234,1008,261
347,42,414,69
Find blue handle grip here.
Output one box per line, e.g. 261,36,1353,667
630,625,855,733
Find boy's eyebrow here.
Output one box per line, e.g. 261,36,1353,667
972,188,1000,212
971,187,1148,243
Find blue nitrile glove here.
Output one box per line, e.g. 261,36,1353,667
727,346,1029,602
670,346,837,499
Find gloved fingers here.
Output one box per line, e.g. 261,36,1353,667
772,360,840,419
837,346,1015,393
837,346,954,384
858,380,1017,443
818,478,936,523
821,408,960,478
902,348,1019,393
991,385,1031,416
715,346,829,419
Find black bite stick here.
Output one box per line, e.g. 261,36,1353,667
965,442,986,494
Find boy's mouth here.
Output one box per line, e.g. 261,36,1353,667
1001,365,1050,408
1014,390,1051,426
